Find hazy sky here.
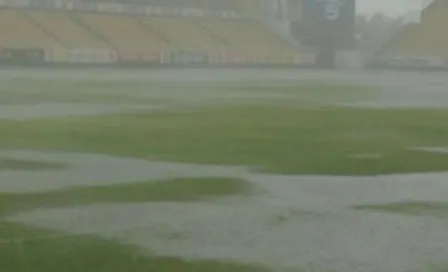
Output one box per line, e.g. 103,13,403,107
357,0,425,16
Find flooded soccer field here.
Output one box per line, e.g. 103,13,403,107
1,68,448,272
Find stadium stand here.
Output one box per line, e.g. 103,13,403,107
142,17,229,53
198,19,296,56
0,0,303,66
418,5,448,56
25,10,108,49
0,9,60,49
76,13,167,52
383,24,420,56
381,0,447,57
369,0,448,69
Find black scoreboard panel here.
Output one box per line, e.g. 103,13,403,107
293,0,355,49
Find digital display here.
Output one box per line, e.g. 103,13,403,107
303,0,355,24
300,0,355,49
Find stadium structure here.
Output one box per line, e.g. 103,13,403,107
371,0,448,69
0,0,359,68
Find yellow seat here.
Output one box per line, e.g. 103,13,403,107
0,9,59,49
382,0,448,57
27,10,107,49
198,19,296,57
143,17,229,53
78,13,167,52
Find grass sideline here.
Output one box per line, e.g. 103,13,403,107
0,177,261,272
1,104,448,175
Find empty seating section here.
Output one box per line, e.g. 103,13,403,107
383,28,411,56
383,0,448,58
385,25,422,56
143,18,228,52
27,11,107,49
199,19,295,56
419,9,448,56
77,13,166,51
387,22,443,57
0,8,297,61
0,9,58,48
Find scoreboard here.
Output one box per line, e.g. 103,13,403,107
303,0,355,24
301,0,355,49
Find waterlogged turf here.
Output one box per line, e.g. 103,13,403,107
0,78,378,105
240,82,379,102
0,177,252,216
0,222,266,272
354,201,448,219
1,104,448,175
2,73,448,271
0,79,163,105
0,178,261,272
0,158,68,171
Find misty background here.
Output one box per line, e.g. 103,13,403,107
353,0,434,59
357,0,428,17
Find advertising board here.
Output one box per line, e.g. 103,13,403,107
0,48,45,64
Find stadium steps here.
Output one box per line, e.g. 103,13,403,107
421,6,448,56
136,18,171,44
18,10,69,49
143,17,229,53
380,0,448,57
26,11,108,49
259,19,301,51
420,0,444,20
189,19,232,49
0,9,61,49
380,22,418,56
77,13,167,52
382,8,446,57
290,20,334,49
197,19,295,55
195,19,233,49
68,12,116,50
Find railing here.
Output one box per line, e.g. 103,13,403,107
0,0,252,20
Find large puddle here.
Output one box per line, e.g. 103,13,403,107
2,70,448,271
0,150,246,193
2,150,448,272
1,70,448,118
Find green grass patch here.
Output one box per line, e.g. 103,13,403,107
0,222,266,272
353,201,448,219
0,177,252,216
1,103,448,175
0,158,68,171
0,178,261,271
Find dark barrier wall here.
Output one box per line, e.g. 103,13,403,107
0,48,45,65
